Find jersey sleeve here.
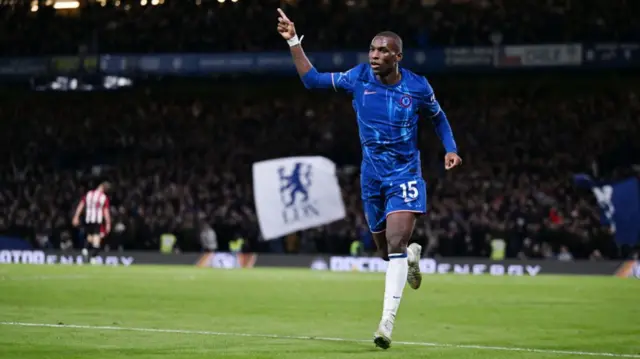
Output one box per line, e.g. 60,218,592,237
418,77,458,154
300,64,363,93
417,79,442,117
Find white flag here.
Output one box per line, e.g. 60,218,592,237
252,156,346,240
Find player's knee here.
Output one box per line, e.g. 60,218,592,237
385,211,417,254
88,235,99,247
386,231,409,254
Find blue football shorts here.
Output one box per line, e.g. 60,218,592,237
361,175,427,233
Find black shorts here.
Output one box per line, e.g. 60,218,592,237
84,223,102,236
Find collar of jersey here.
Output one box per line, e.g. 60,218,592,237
369,67,404,88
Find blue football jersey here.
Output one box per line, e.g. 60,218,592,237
301,63,457,181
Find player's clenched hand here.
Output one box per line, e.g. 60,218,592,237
72,217,80,227
444,152,462,170
276,8,296,40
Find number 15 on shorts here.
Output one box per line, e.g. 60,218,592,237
399,180,418,203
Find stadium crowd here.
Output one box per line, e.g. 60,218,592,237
0,0,638,259
1,0,639,55
0,73,638,260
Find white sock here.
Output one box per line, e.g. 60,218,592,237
382,253,408,319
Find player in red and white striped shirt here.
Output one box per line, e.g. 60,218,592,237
72,182,112,263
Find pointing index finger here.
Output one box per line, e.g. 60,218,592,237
277,8,291,22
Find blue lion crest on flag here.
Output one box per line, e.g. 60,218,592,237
278,162,313,208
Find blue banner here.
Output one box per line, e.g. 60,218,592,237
0,236,32,250
97,47,506,74
0,43,638,77
0,57,49,76
99,50,450,75
583,43,640,68
574,174,640,246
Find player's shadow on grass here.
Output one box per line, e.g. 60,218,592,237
287,338,398,354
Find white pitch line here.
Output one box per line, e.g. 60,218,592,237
0,274,205,281
0,274,91,281
1,321,637,358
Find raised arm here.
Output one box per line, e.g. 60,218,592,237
276,9,312,76
276,8,358,91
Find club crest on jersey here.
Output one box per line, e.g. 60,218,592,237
399,94,412,108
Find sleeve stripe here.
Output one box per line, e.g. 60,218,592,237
331,73,337,92
429,109,442,118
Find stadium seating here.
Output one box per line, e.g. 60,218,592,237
1,0,639,55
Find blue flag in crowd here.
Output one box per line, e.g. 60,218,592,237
574,174,640,246
573,173,596,188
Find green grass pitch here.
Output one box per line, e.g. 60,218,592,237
0,264,639,359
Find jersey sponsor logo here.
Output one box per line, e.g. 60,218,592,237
398,94,413,108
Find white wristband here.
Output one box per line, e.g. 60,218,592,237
287,34,304,47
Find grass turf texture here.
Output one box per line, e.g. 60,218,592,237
0,264,638,359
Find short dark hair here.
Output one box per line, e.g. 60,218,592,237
100,181,112,192
375,31,403,53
